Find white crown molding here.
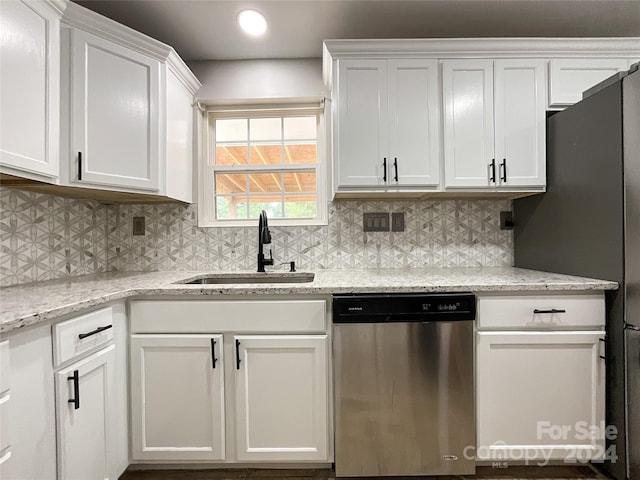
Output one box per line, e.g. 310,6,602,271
62,1,175,62
167,50,202,95
60,1,201,94
323,38,640,59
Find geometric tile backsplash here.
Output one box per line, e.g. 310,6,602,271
0,187,513,287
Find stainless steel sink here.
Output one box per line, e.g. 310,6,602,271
177,272,315,285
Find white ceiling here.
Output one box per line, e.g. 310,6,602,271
73,0,640,61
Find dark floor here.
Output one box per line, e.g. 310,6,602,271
120,465,609,480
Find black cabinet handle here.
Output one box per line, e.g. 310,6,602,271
68,370,80,410
489,159,496,183
382,158,387,183
500,158,507,182
211,338,217,369
78,152,82,181
235,339,241,370
393,157,398,182
533,309,567,314
599,337,606,360
78,324,112,340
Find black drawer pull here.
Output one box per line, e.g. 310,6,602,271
382,158,387,183
533,309,566,314
489,158,496,183
78,324,112,340
211,338,218,369
78,152,82,181
235,339,241,370
599,337,606,360
393,157,398,182
68,370,80,410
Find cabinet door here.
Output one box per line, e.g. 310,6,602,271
0,0,59,180
549,58,629,107
234,335,329,462
336,59,388,187
494,60,546,188
130,335,225,461
442,59,495,188
387,59,440,187
56,345,115,480
1,325,56,480
477,331,605,462
71,29,160,191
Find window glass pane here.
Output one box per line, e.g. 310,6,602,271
216,119,247,142
216,195,248,219
283,194,317,218
215,173,247,195
250,144,282,165
249,173,283,194
248,200,283,219
250,118,281,142
284,172,316,193
284,143,316,164
216,145,248,165
284,116,316,140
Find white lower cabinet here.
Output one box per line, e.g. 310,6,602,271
234,335,329,462
53,303,128,480
476,294,606,464
130,335,225,461
129,299,331,464
56,346,115,480
0,325,56,480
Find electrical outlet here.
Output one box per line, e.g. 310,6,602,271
133,216,145,236
363,213,390,232
391,212,405,232
500,211,514,230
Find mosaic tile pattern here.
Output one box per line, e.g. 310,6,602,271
0,188,109,286
106,199,513,272
0,187,513,286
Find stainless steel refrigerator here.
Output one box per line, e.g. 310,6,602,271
513,66,639,480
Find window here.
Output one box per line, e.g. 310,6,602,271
199,104,327,227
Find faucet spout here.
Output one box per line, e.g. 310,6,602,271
257,210,274,272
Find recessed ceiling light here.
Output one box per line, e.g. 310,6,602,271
237,9,268,37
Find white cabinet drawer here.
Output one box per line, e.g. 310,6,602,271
0,340,9,396
130,300,326,333
477,294,605,330
53,307,114,366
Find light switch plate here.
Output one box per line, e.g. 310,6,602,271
133,216,145,236
391,212,405,232
363,213,390,232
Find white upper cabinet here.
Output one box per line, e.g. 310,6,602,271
335,58,440,190
336,59,388,187
442,59,546,189
0,0,60,182
494,59,546,187
69,29,160,191
442,60,495,188
58,2,201,201
549,58,630,108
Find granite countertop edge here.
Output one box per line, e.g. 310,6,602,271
0,268,619,335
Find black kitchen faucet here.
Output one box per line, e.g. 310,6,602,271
257,210,274,272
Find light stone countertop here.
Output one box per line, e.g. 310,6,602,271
0,267,618,334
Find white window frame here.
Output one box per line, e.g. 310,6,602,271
198,102,328,227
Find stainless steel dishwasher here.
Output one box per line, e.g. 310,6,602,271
332,293,476,477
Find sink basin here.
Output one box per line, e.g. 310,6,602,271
178,272,315,285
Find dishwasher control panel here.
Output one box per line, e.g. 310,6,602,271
333,292,476,323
